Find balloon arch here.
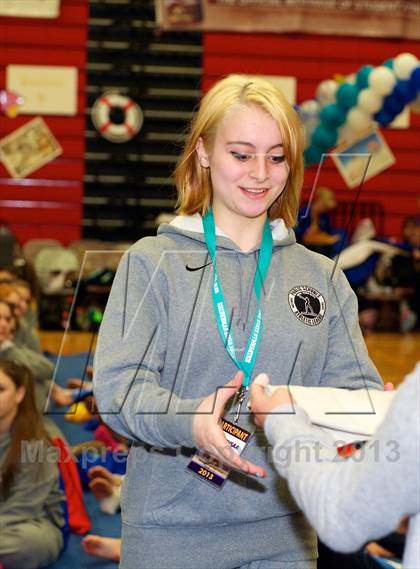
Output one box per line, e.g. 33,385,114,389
297,52,420,167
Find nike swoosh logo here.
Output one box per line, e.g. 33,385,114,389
185,261,212,272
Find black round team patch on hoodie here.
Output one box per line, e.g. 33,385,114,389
288,285,326,326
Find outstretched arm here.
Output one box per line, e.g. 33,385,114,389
250,372,420,553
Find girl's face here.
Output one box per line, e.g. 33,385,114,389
0,370,24,429
0,303,13,342
16,286,31,316
5,291,23,319
198,104,289,226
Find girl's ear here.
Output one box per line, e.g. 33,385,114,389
16,385,25,405
196,137,210,168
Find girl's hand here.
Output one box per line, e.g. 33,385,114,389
365,541,395,558
192,371,267,478
395,514,409,534
250,374,293,428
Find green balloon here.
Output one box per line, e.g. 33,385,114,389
89,309,103,324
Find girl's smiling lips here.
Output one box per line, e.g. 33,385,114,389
239,186,269,199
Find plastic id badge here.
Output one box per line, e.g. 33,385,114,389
186,418,252,489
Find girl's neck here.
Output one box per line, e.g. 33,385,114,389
212,207,266,252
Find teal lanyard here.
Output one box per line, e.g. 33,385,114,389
202,209,273,389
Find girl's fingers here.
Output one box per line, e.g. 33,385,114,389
249,382,267,410
242,460,267,478
210,432,267,477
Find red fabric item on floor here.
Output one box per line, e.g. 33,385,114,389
94,423,120,451
52,437,92,534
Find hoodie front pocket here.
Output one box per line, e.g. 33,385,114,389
143,446,299,528
122,452,201,527
150,476,198,525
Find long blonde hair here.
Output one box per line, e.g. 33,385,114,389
175,74,305,228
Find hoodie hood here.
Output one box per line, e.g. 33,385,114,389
157,213,296,251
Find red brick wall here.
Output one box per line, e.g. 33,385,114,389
0,0,88,245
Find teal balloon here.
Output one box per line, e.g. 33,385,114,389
304,145,323,167
383,59,394,70
336,83,359,110
311,125,338,151
356,65,374,89
320,104,347,128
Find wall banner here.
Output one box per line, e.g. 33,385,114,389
6,65,78,116
155,0,420,39
332,127,396,189
0,0,60,18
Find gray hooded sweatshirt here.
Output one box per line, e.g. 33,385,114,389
94,214,383,569
0,432,65,568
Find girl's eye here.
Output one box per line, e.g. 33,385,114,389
267,155,286,164
231,151,252,162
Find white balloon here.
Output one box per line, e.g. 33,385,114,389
337,124,357,145
358,88,383,114
299,99,320,118
347,107,372,133
316,80,338,107
346,73,356,85
368,66,396,96
394,52,419,80
304,119,318,145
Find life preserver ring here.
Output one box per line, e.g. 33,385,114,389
91,92,143,143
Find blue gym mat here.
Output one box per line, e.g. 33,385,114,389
44,353,121,569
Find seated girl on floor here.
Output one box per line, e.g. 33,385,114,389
0,282,40,354
0,299,79,409
0,360,66,569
